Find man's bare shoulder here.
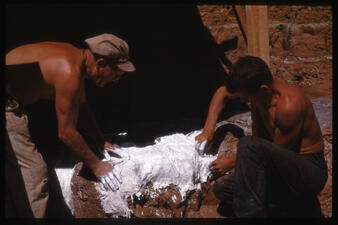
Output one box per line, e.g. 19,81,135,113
275,86,308,127
6,42,81,65
26,42,84,85
6,42,83,84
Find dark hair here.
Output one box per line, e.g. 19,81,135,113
84,44,121,67
92,53,121,68
225,56,272,94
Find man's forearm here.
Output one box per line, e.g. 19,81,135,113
59,128,101,170
203,87,227,134
203,110,222,134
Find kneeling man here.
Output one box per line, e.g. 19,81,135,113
197,56,328,217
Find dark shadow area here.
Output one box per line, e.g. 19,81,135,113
25,101,77,164
78,165,100,183
217,198,235,218
202,26,238,68
45,168,73,218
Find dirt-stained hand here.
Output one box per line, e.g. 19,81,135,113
210,156,233,175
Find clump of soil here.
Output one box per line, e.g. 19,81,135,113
128,183,184,218
71,163,107,218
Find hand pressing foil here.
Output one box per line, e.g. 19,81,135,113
99,147,127,192
195,140,208,156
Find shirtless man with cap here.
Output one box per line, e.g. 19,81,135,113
5,33,135,217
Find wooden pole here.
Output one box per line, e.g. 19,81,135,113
245,5,270,66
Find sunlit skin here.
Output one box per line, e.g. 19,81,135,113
5,41,126,178
196,76,324,175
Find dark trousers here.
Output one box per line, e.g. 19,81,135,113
214,136,328,218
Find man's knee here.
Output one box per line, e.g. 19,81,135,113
237,136,262,157
214,174,234,201
214,180,225,200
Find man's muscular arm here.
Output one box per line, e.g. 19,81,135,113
54,70,112,177
195,86,237,143
199,86,239,175
77,88,117,154
273,98,304,151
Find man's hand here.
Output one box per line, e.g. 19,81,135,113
102,141,120,158
195,131,213,144
195,132,213,155
93,160,122,192
97,144,127,192
104,141,120,150
210,156,235,175
103,142,130,162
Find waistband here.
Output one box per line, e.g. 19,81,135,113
5,92,26,116
299,139,324,155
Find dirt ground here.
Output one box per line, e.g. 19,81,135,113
70,5,332,219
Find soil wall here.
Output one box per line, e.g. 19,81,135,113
197,5,332,98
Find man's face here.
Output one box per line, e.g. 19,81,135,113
94,64,126,87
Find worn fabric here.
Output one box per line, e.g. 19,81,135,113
214,136,328,217
5,96,49,218
5,131,34,218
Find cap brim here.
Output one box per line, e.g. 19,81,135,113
117,61,136,72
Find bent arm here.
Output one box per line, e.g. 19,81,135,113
55,75,101,171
